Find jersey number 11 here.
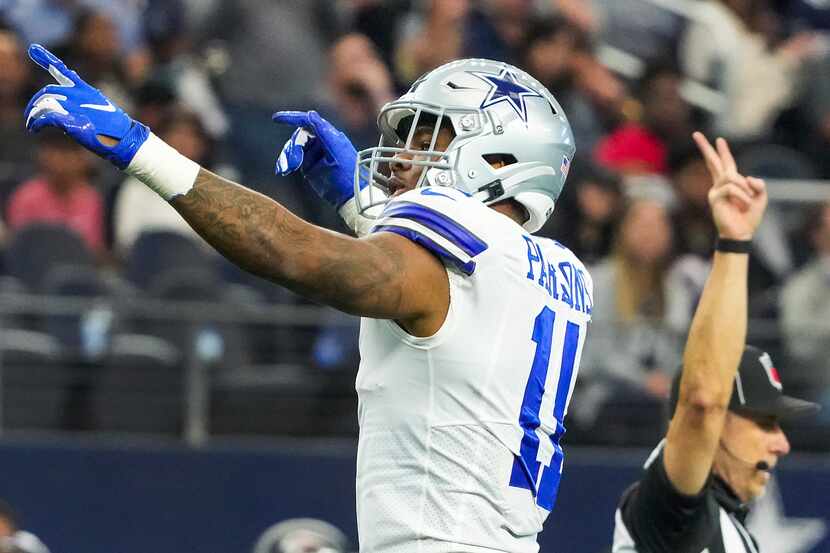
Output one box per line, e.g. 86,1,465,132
509,306,580,511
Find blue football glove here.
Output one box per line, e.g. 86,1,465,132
23,44,149,170
273,110,367,209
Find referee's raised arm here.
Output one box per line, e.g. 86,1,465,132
662,133,768,496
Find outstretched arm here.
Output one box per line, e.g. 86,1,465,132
171,168,446,321
23,44,448,331
663,133,768,495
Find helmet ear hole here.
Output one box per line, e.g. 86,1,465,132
482,154,517,168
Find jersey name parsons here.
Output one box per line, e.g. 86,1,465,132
355,187,593,553
522,235,592,315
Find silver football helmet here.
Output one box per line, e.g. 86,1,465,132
354,58,575,233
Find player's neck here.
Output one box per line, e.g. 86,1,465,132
491,199,528,226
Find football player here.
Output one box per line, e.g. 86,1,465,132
25,47,591,553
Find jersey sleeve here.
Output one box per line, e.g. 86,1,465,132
620,451,718,553
370,187,489,276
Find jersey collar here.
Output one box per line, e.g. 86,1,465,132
712,475,750,522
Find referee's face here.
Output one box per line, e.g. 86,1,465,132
718,413,791,502
0,515,13,537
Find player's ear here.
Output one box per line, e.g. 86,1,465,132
482,153,517,169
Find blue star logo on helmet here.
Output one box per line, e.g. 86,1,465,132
468,69,542,123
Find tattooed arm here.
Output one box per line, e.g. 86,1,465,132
20,44,448,335
172,169,449,336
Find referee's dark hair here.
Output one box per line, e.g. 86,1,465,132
0,498,19,532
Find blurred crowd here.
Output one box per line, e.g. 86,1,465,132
0,496,346,553
0,0,828,448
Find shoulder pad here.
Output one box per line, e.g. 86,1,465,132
371,187,489,275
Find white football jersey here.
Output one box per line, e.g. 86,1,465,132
355,187,593,553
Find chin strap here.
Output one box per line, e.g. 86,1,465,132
473,179,505,203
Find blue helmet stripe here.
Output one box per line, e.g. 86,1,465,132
380,202,488,257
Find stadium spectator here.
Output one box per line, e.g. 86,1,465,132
787,49,830,178
579,196,686,434
551,0,599,34
522,17,624,155
203,0,334,108
398,0,555,82
521,17,582,97
113,110,227,254
297,32,398,230
538,162,623,265
53,9,135,111
681,0,816,139
779,200,830,397
199,1,330,186
636,64,696,154
573,196,694,443
131,81,178,135
1,0,145,55
6,133,104,254
595,63,694,175
395,0,470,84
669,144,718,258
336,0,413,70
0,30,35,205
327,33,396,149
567,51,626,142
142,0,229,140
590,0,684,63
464,0,538,64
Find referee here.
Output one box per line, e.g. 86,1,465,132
611,133,820,553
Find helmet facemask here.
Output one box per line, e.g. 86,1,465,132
354,101,486,217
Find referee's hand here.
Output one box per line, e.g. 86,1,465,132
693,132,767,241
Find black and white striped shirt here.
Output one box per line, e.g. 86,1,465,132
612,443,759,553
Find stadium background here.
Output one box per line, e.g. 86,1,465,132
0,0,828,552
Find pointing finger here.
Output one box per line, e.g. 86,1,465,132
306,110,341,153
272,110,313,129
692,131,723,178
27,44,80,87
716,137,738,175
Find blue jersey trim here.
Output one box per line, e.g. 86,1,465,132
373,225,477,275
381,202,488,257
420,188,457,201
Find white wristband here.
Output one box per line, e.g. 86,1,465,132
338,185,387,237
125,132,202,201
